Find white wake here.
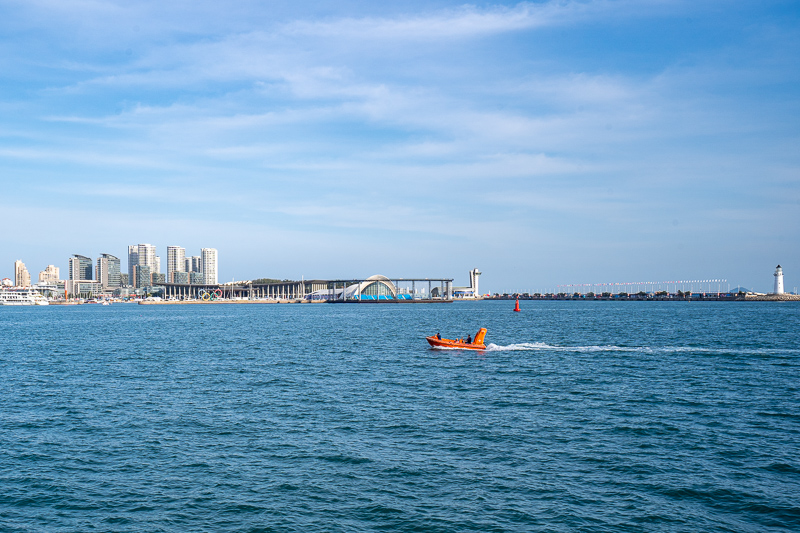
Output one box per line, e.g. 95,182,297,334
483,343,800,355
485,342,647,352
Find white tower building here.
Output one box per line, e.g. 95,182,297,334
14,260,31,287
469,268,481,298
167,246,186,283
137,244,157,269
774,265,784,294
201,248,218,285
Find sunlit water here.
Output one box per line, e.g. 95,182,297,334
1,300,798,531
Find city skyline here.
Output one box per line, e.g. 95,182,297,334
3,243,218,289
2,249,793,296
1,1,798,293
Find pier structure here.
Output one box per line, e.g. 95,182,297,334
310,276,454,302
552,279,729,297
156,276,454,302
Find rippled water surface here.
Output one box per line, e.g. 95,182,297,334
1,301,799,531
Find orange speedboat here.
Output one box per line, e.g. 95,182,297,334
426,328,487,350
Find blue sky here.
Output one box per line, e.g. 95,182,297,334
1,0,798,293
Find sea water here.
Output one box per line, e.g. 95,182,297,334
1,300,798,532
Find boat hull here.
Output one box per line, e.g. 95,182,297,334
426,336,486,350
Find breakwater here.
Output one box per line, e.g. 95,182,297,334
487,293,800,302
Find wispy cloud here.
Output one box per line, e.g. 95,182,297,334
283,2,563,40
2,0,797,288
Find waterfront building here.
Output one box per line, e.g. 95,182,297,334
774,265,785,295
68,255,93,281
134,265,152,289
201,248,218,285
172,271,189,285
38,265,60,284
96,254,121,289
120,273,129,286
66,280,101,299
450,268,482,299
14,260,31,287
160,275,455,301
152,272,166,285
305,275,404,301
190,272,204,285
167,246,186,282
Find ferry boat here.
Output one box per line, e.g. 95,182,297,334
0,287,49,306
427,328,487,350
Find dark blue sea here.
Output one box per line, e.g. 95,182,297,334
1,301,799,532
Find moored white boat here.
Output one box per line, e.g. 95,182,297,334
0,287,50,305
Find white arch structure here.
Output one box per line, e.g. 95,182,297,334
350,275,397,298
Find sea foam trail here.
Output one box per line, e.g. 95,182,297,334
484,343,800,355
485,343,638,352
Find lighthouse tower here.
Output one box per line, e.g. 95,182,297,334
773,265,784,294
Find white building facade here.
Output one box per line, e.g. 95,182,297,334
167,246,186,283
38,265,60,284
201,248,218,285
14,260,31,287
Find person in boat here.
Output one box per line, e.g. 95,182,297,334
467,334,472,344
436,332,441,340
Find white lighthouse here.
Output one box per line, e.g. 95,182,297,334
773,265,784,294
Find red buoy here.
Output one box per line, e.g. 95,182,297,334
513,298,520,312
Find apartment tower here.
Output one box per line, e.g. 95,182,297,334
201,248,218,285
14,260,31,287
69,255,93,281
96,254,121,289
167,246,186,283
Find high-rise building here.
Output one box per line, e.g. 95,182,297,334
129,243,156,287
14,260,31,287
38,265,60,284
167,246,186,282
96,254,121,289
134,265,151,289
138,244,157,269
201,248,218,285
69,255,93,281
120,273,129,286
127,245,139,287
185,255,201,273
154,256,161,275
172,271,189,285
